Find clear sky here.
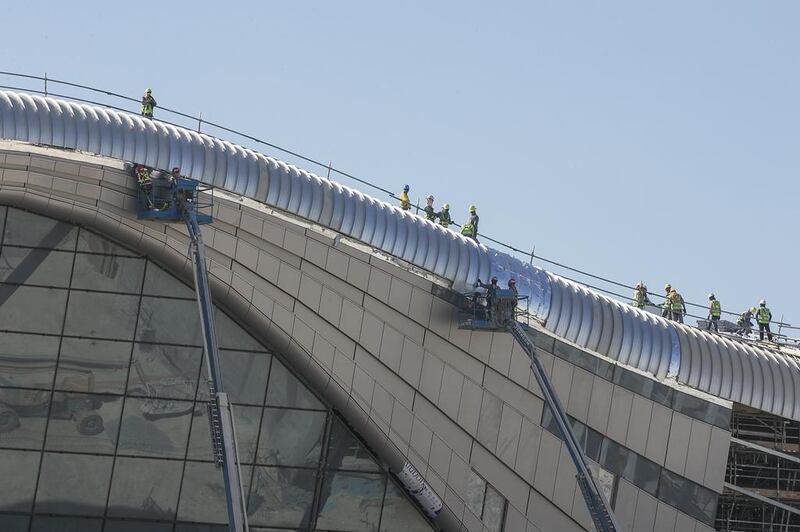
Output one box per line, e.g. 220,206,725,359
4,1,799,329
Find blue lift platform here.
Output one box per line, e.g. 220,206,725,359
459,291,620,532
138,176,250,532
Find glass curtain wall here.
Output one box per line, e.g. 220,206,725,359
0,207,433,532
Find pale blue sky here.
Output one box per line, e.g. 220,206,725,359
4,1,798,327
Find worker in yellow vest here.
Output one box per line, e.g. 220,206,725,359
438,203,452,228
706,294,722,332
141,88,157,118
756,300,773,341
398,185,411,211
460,205,479,241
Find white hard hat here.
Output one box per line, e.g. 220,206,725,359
708,293,715,299
760,299,766,305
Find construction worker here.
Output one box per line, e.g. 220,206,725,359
460,205,479,241
756,300,773,342
661,284,673,319
423,195,437,222
707,294,722,332
141,88,157,119
508,278,519,309
135,164,154,209
632,282,651,309
476,276,498,317
438,203,452,228
399,185,411,211
669,287,687,324
737,308,755,337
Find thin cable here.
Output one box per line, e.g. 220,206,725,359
0,71,795,333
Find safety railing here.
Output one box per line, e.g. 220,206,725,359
0,70,796,345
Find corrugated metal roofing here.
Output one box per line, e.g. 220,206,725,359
1,90,798,421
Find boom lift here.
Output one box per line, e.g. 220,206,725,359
459,289,620,532
137,174,249,532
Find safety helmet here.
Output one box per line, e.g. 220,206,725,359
145,88,152,94
403,184,409,192
509,278,516,285
760,300,766,306
664,284,671,291
443,203,450,209
426,194,434,200
635,282,642,289
750,307,757,314
469,205,477,213
708,293,715,300
172,167,180,173
490,276,497,283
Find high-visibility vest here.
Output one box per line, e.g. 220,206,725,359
757,306,771,325
439,211,451,227
399,192,410,210
671,292,684,312
424,206,436,221
710,300,721,318
141,97,154,116
136,168,151,184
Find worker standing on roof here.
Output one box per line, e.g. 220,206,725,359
399,185,411,211
141,88,157,119
707,294,722,332
662,284,673,319
632,282,651,309
669,287,687,323
438,203,452,228
756,300,773,342
423,195,437,222
737,308,755,337
460,205,479,241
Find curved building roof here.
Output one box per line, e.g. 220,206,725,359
1,89,798,422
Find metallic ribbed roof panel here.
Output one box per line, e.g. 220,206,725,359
4,90,800,421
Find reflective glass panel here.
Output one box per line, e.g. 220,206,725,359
45,392,123,454
117,397,192,458
257,408,326,467
198,350,269,405
127,343,202,400
35,452,113,516
657,469,717,525
265,358,324,410
0,387,49,449
0,206,5,240
55,338,131,395
188,404,262,464
143,262,195,299
316,471,384,532
0,285,68,334
30,516,102,532
3,208,77,250
76,228,138,256
483,484,506,532
0,449,40,511
0,246,73,287
71,253,145,293
137,297,202,346
0,514,29,532
0,332,59,389
326,417,381,472
464,469,486,518
107,456,183,519
215,309,264,351
178,461,251,525
175,524,228,532
247,466,315,528
380,481,433,532
104,520,173,532
63,291,139,340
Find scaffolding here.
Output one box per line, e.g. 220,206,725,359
717,407,800,531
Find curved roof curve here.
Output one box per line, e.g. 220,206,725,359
1,89,799,421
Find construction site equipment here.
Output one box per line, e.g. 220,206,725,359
459,289,620,532
137,177,249,532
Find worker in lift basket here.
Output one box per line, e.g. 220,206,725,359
460,205,479,242
475,276,499,319
135,164,153,209
141,88,157,118
756,300,773,342
399,184,411,211
706,294,722,332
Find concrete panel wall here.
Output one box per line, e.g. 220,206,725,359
0,143,730,532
